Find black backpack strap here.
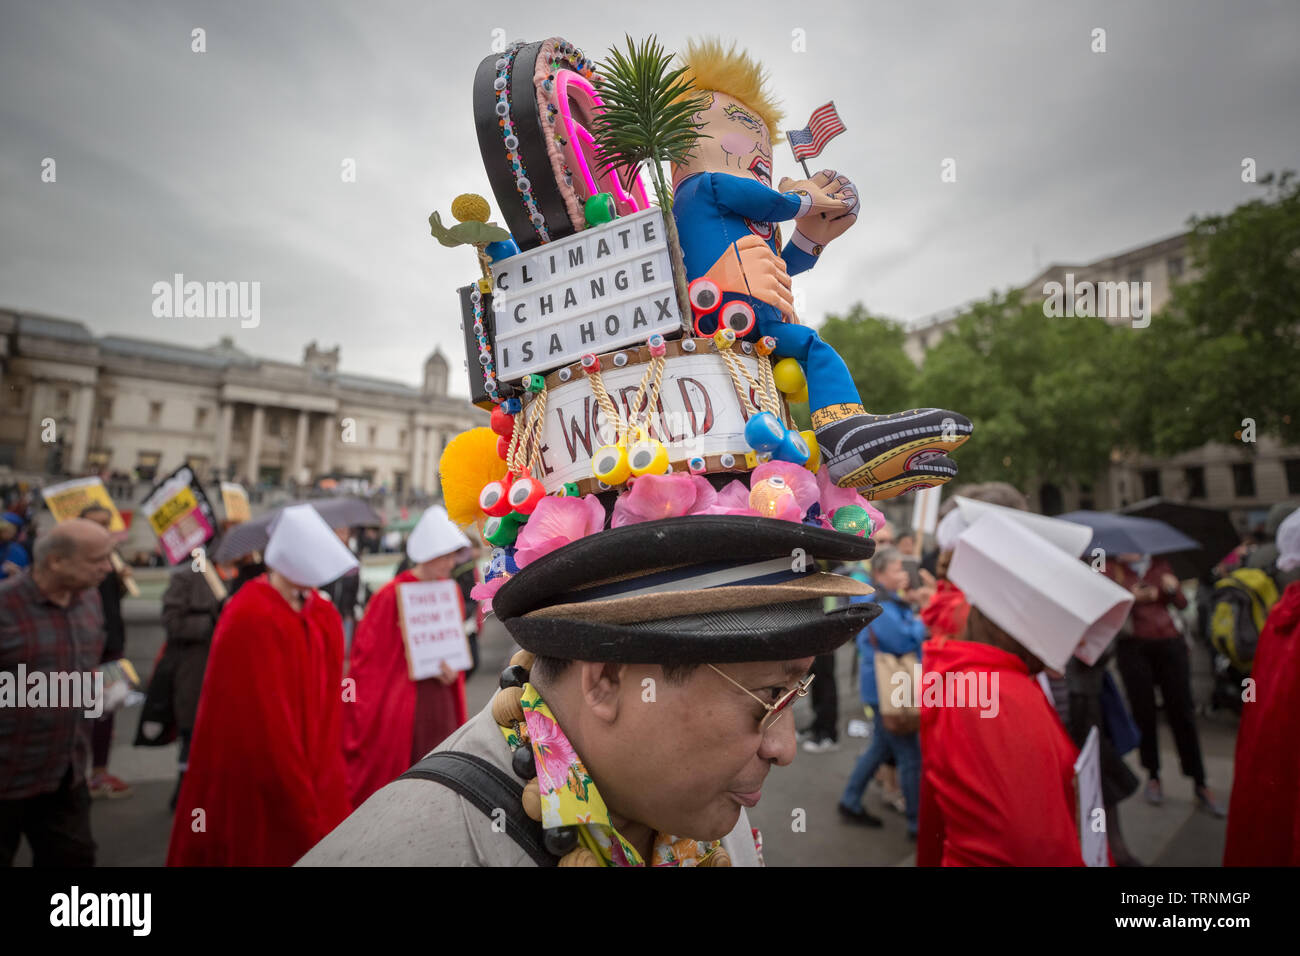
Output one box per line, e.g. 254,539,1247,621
398,751,555,867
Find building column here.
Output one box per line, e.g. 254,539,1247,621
69,383,95,474
427,428,442,495
409,422,424,495
24,380,52,471
247,405,265,485
319,413,334,475
293,409,309,484
215,402,234,475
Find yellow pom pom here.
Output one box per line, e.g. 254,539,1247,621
451,193,491,223
772,357,806,394
440,427,509,527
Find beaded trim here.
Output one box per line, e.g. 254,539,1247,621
468,285,500,404
493,43,551,244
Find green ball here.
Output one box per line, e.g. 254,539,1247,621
562,482,580,497
584,192,616,227
831,505,873,537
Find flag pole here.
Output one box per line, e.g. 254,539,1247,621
799,158,810,179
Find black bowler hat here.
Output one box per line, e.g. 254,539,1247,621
492,515,882,663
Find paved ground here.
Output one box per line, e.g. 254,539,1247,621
16,595,1236,866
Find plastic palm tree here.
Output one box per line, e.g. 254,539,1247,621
591,35,709,326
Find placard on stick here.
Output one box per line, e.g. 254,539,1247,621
396,579,472,680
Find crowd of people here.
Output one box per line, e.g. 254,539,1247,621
2,476,1298,867
802,485,1300,866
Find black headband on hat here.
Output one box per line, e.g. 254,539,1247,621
493,515,882,663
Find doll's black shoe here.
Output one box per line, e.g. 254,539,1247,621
813,407,972,490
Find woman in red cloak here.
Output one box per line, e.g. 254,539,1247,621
1224,511,1300,866
167,505,355,867
343,507,471,808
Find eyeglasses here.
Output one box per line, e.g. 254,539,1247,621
707,665,815,732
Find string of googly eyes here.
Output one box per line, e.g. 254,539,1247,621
584,334,670,487
479,376,549,546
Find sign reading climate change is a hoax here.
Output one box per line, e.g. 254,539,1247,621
484,207,680,381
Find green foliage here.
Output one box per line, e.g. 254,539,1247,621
816,304,918,414
912,290,1129,490
427,211,509,248
590,35,709,210
1126,170,1300,454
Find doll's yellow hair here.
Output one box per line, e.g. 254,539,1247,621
677,38,785,144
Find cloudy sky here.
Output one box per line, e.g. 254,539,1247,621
2,0,1297,399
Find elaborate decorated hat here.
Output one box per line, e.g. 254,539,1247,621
493,515,879,663
427,32,977,667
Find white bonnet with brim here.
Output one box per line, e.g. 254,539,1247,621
948,510,1135,672
937,495,1094,557
1277,508,1300,573
407,505,472,564
264,504,359,589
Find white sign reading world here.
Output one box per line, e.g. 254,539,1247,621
490,207,681,380
532,350,773,493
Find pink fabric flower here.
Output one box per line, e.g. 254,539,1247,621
697,479,758,516
524,706,581,796
513,494,605,566
814,466,886,536
469,574,509,614
610,473,718,527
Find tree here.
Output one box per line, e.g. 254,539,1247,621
912,289,1130,492
1123,170,1300,456
814,304,918,414
590,35,709,324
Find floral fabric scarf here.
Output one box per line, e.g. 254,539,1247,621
499,683,725,866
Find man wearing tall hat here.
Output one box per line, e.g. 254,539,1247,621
300,516,880,866
167,505,357,867
917,511,1135,866
343,506,471,809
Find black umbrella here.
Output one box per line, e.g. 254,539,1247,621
212,497,382,562
1118,497,1240,580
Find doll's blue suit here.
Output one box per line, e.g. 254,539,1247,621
672,172,860,413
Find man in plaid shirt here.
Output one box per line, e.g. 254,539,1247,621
0,518,114,866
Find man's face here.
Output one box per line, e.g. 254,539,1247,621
673,91,773,187
897,534,916,556
585,656,812,842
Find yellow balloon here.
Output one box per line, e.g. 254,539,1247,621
772,358,806,394
790,386,809,405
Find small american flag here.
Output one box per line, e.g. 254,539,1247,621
786,102,846,161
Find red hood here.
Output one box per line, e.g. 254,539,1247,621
1272,581,1300,634
920,580,969,641
922,636,1029,677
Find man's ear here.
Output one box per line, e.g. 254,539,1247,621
578,661,625,724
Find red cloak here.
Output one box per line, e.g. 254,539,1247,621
920,579,969,642
342,570,468,809
166,578,350,866
917,637,1086,866
1224,580,1300,865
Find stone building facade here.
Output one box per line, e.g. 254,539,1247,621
0,309,485,496
900,232,1299,527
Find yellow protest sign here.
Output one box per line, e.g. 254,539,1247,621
41,477,126,532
